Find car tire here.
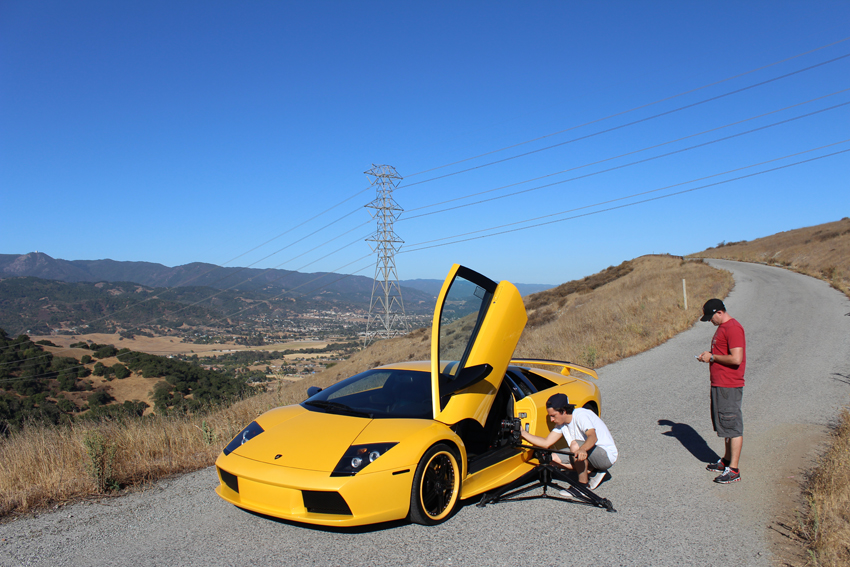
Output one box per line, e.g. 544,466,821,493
409,443,461,525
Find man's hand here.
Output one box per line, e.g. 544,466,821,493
575,429,598,461
521,427,562,449
699,348,743,366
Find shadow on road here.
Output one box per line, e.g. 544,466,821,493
658,419,720,464
242,508,410,533
831,372,850,386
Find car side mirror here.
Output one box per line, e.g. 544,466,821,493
306,386,323,398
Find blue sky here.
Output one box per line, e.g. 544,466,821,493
2,1,848,286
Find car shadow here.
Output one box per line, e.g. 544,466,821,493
658,419,721,464
241,508,410,533
239,475,600,532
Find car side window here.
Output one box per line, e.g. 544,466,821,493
520,368,557,392
503,372,533,401
507,369,537,395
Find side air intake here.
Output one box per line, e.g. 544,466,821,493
302,491,352,515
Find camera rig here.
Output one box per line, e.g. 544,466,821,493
478,418,616,512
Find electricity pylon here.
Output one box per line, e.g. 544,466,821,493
364,164,408,346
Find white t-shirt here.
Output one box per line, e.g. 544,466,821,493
556,407,618,464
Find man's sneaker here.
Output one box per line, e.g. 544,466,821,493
706,459,726,473
588,470,607,490
714,467,741,484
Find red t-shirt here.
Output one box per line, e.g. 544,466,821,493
710,318,746,388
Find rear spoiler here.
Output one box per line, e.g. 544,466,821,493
510,358,598,380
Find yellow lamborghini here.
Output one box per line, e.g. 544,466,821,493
214,264,601,526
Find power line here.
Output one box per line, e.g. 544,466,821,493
401,144,850,253
402,36,850,179
400,99,850,221
398,53,850,190
403,89,850,215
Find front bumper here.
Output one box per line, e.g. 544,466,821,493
214,453,415,527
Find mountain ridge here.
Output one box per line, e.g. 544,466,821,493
0,252,553,297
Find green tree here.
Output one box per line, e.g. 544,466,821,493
57,397,77,413
93,345,118,359
87,390,113,407
112,364,130,379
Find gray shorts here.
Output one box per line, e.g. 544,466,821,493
586,446,613,471
711,386,743,438
560,446,613,471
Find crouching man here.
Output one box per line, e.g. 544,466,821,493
520,393,618,490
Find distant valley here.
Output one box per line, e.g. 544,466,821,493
0,252,552,337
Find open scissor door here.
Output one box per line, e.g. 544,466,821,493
429,264,527,426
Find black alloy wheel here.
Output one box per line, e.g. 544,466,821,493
409,443,461,525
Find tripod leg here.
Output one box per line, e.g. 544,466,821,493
477,468,541,507
549,466,617,512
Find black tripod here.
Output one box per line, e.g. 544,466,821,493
476,446,616,512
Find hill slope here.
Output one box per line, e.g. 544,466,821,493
691,217,850,297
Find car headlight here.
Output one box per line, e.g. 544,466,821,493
331,442,398,477
222,421,264,456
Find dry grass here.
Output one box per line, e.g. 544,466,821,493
0,255,731,518
0,385,296,517
692,217,850,298
518,255,731,367
797,408,850,566
30,333,330,356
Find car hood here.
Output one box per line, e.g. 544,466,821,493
232,407,372,471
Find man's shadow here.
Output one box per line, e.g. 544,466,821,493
658,419,720,464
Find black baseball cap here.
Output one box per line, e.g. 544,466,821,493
546,393,574,410
700,298,726,322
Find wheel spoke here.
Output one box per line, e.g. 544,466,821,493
421,454,454,516
412,448,458,523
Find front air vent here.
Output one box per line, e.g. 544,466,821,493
218,467,239,494
302,491,352,515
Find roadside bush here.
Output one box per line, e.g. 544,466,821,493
83,430,118,493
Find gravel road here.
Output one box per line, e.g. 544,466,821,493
2,260,849,567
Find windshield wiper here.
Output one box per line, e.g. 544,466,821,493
303,400,372,418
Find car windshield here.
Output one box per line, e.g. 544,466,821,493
302,368,432,419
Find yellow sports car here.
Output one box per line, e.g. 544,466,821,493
214,264,601,526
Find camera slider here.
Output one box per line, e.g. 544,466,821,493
476,445,616,513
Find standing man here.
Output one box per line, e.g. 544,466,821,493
520,393,618,491
697,298,746,484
